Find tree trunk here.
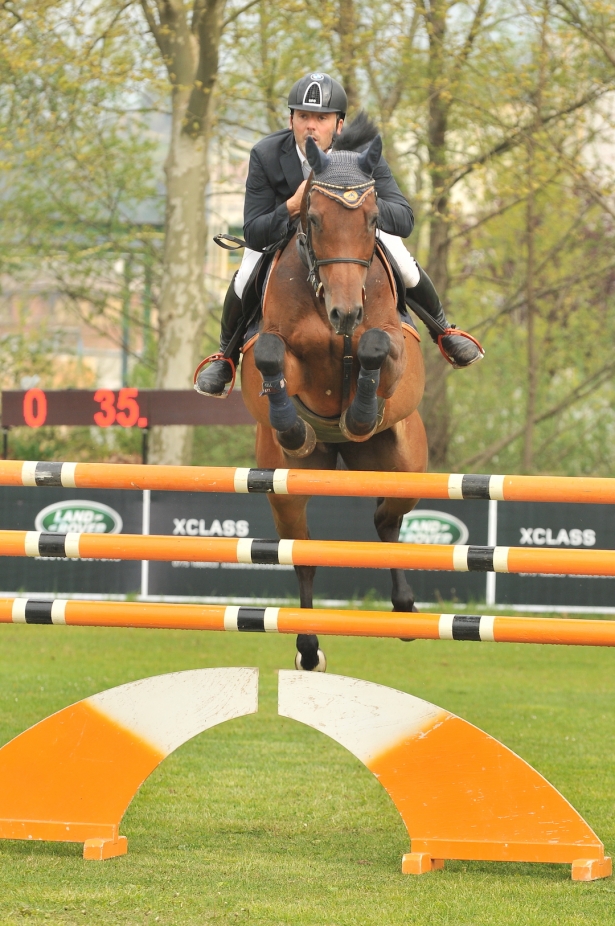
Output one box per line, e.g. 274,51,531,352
523,152,537,472
522,5,547,473
336,0,358,112
421,0,451,468
149,85,209,465
259,1,279,134
142,0,223,465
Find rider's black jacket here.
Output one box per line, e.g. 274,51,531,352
243,128,414,252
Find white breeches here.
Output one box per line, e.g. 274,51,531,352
376,231,420,288
233,232,420,299
234,248,262,299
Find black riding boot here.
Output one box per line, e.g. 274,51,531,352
196,275,244,396
405,266,483,368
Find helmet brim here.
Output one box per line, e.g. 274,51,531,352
290,104,342,114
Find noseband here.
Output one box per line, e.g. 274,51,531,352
296,179,377,297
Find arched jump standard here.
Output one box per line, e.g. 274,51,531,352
0,668,258,859
278,672,611,881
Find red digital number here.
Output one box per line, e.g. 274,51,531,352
93,389,116,427
115,388,140,427
23,388,48,427
93,388,141,427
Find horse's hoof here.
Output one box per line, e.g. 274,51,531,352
294,649,327,672
339,408,378,442
281,421,317,458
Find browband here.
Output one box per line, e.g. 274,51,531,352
311,182,375,210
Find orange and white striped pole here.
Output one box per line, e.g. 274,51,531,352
1,597,615,646
1,529,614,576
2,459,615,503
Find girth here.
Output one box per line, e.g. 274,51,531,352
290,394,386,443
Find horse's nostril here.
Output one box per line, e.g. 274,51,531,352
329,309,341,331
329,305,363,334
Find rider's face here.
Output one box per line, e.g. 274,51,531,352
291,110,344,155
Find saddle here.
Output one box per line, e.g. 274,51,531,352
373,238,418,332
213,232,289,354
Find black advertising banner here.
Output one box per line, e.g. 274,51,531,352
146,493,489,603
0,488,142,595
495,501,615,608
0,484,613,610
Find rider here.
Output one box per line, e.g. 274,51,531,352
197,72,482,396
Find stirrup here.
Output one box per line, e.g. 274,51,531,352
193,353,237,398
437,328,485,368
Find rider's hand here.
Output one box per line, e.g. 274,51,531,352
286,180,308,220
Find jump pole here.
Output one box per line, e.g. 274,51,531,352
2,530,615,576
2,459,615,503
3,597,615,646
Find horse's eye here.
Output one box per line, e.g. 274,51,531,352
308,213,321,229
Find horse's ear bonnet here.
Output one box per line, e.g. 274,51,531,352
357,135,382,177
305,136,331,175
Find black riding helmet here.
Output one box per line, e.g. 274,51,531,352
287,72,348,118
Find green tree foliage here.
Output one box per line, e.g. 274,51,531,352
4,1,615,473
0,1,164,395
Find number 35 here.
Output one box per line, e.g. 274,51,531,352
93,388,140,427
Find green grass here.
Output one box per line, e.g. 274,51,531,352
0,624,614,925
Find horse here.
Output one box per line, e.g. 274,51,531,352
240,126,428,671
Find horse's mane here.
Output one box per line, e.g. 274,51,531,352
333,111,379,152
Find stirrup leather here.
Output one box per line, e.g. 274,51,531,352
193,353,237,398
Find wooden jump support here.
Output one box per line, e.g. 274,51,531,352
0,664,609,879
3,597,615,646
2,459,615,503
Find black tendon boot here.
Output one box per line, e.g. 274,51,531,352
195,275,244,396
405,266,483,368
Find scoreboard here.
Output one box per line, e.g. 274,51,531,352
2,389,253,428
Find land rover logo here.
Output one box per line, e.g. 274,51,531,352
34,500,123,535
399,509,469,545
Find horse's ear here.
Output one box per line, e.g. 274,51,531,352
357,134,382,177
305,136,330,175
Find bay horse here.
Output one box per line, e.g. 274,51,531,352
241,130,428,671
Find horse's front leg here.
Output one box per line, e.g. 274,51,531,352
254,333,316,458
340,328,391,441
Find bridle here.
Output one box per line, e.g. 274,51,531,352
295,175,378,410
296,177,377,299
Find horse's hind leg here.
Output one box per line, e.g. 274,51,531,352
257,425,335,671
339,412,428,614
267,494,325,671
374,496,420,612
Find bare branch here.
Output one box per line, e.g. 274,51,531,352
555,0,615,71
86,1,134,57
449,0,488,87
1,1,21,26
223,0,259,29
448,84,615,192
457,362,615,469
139,0,165,55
